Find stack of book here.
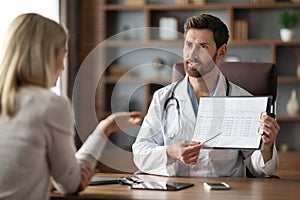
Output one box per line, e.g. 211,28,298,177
175,0,189,4
189,0,206,4
250,0,275,3
234,20,248,41
125,0,144,6
175,0,205,4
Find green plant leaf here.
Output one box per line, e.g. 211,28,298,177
278,10,298,29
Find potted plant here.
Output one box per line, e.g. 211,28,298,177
278,10,298,42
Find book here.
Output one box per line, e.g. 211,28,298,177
234,20,248,41
125,0,144,6
192,96,271,149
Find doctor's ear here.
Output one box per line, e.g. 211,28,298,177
217,44,227,59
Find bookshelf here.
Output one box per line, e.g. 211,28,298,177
77,0,300,155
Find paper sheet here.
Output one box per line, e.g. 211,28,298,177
192,96,270,149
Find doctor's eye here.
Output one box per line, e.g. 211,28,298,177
197,44,208,51
185,41,193,49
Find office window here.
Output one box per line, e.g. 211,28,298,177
0,0,61,95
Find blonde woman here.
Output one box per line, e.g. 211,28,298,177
0,13,142,199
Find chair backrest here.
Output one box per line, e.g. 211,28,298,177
172,62,277,106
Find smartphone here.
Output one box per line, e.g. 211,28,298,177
203,182,230,190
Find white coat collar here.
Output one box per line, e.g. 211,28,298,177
214,72,228,96
174,75,189,101
176,72,228,98
174,75,196,119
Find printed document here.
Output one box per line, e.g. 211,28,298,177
192,96,270,149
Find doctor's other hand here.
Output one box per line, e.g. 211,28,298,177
260,114,280,149
97,111,143,137
166,140,202,165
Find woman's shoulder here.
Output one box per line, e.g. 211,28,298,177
20,86,68,101
18,86,71,112
19,86,74,129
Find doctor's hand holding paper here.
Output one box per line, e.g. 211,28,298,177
132,14,280,178
260,114,280,163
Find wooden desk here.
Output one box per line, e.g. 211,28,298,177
51,173,300,200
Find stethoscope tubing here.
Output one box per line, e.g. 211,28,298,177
164,77,230,111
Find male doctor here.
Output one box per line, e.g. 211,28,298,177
132,14,280,177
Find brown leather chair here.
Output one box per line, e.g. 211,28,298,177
172,62,277,112
172,62,279,178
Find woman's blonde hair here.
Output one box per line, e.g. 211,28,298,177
0,13,67,116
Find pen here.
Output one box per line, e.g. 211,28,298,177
202,132,223,145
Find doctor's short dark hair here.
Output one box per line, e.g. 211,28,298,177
183,14,229,49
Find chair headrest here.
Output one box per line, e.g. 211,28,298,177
172,62,277,105
218,62,277,104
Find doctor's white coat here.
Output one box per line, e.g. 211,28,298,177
132,73,278,177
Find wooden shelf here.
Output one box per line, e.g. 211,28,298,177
104,76,171,84
105,39,300,47
231,2,300,9
104,2,300,10
278,77,300,83
146,4,229,10
277,115,300,122
104,40,183,47
104,5,144,10
230,40,300,46
275,41,300,46
104,4,229,10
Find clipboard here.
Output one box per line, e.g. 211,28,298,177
192,96,272,150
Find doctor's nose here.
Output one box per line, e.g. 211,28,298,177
190,47,200,58
184,45,203,60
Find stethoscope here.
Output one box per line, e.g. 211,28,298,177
162,77,230,138
164,77,230,112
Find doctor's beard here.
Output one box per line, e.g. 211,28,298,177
183,53,217,78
